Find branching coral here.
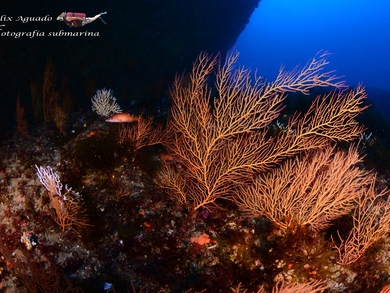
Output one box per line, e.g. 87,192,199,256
155,50,367,210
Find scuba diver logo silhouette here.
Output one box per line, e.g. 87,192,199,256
56,12,107,28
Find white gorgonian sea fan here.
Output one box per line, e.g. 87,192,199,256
35,165,81,201
91,88,122,117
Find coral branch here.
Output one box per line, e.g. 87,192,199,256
335,179,390,266
156,51,367,210
236,145,373,233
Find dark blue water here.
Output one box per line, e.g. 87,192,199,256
236,0,390,93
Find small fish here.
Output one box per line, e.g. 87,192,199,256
105,113,139,123
86,129,102,137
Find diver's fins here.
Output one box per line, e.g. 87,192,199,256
99,12,107,24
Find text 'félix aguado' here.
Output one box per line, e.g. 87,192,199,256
0,14,52,23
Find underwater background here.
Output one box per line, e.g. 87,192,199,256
1,0,390,292
236,0,390,119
